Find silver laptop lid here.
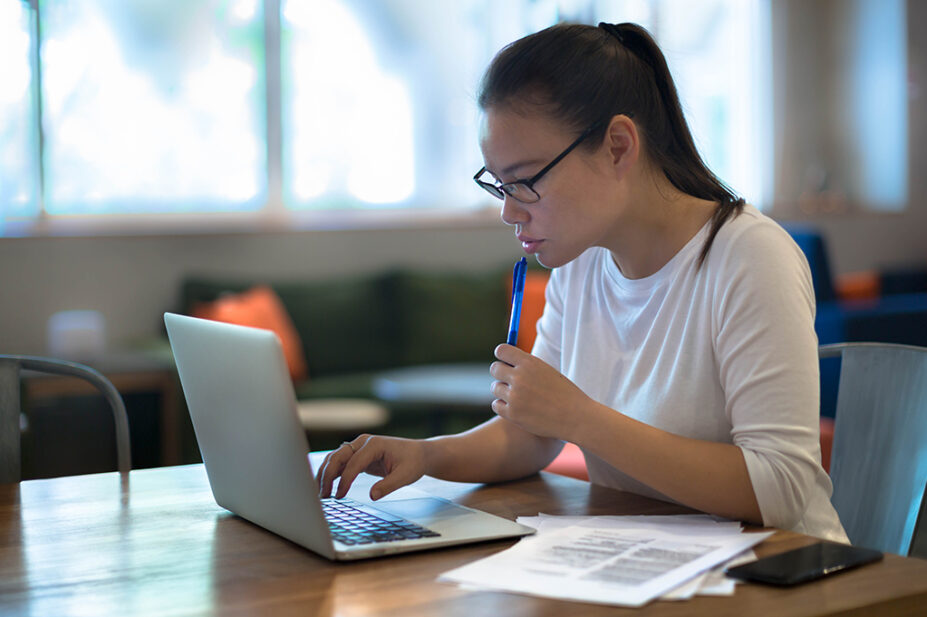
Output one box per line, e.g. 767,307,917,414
164,312,336,559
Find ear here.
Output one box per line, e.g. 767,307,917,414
603,114,639,177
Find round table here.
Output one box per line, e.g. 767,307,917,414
372,363,494,434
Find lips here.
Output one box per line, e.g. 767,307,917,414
517,234,544,253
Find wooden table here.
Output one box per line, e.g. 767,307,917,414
2,465,927,616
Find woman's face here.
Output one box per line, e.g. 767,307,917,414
478,106,625,268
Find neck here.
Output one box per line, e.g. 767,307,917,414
604,168,717,279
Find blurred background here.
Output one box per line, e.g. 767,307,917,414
1,0,923,477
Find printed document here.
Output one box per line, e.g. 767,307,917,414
440,517,771,607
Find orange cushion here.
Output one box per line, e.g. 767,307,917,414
820,417,835,474
544,442,589,481
516,271,550,353
835,270,880,301
192,285,308,382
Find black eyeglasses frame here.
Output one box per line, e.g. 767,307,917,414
473,121,604,204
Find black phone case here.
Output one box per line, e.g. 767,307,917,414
726,541,883,586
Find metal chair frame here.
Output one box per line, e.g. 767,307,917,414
0,355,131,483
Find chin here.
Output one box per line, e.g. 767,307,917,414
534,254,565,269
535,246,583,269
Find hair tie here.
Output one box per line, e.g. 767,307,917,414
598,22,655,71
598,22,625,45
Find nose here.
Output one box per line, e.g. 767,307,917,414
500,194,528,227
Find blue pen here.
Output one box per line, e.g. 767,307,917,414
507,257,528,346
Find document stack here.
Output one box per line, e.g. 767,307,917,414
440,514,771,607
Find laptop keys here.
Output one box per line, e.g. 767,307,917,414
321,498,441,545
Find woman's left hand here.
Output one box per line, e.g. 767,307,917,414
490,344,596,441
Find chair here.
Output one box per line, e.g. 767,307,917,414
822,343,927,557
0,355,131,483
544,442,589,481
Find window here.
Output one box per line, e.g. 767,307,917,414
0,0,38,228
40,0,265,215
590,0,772,207
282,0,416,207
280,0,549,211
2,0,776,235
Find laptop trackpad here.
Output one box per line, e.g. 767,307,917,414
375,498,466,524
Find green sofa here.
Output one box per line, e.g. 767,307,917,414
177,266,513,438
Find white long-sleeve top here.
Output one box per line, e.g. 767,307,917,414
532,204,848,542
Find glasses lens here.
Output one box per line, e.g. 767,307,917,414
476,180,504,200
503,182,540,203
474,169,505,200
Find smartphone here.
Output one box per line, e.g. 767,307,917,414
726,541,883,586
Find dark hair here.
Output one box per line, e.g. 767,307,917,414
477,22,744,267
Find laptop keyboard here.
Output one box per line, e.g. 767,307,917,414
321,497,441,546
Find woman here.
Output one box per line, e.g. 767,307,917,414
317,22,847,541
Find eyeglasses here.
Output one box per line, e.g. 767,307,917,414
473,122,602,204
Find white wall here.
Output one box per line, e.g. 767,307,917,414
0,221,521,355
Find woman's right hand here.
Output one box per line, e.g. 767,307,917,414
315,434,429,501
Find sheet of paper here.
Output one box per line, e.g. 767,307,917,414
515,513,751,599
440,523,773,607
660,571,709,600
665,550,756,598
517,513,742,535
698,549,757,596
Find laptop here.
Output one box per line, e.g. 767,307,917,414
164,312,534,560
